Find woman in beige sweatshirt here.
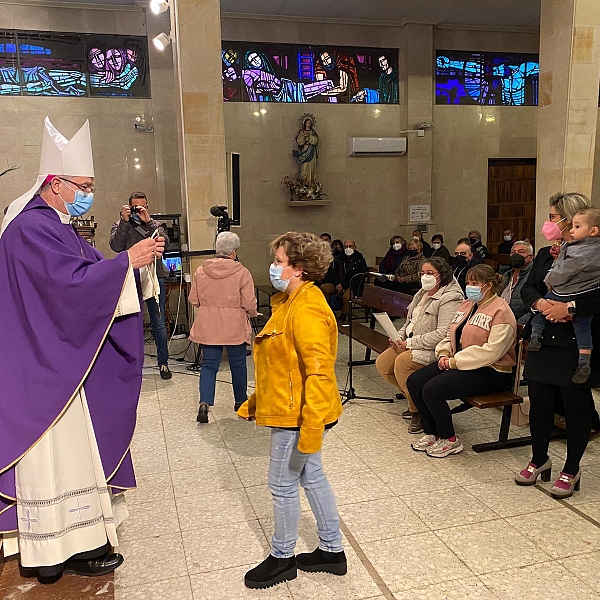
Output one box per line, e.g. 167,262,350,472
406,264,517,458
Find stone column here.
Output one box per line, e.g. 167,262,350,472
170,0,227,267
536,0,600,248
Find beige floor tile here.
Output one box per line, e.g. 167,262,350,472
403,487,498,530
171,462,243,497
115,532,188,586
131,433,170,475
559,550,600,594
182,520,270,574
134,401,163,433
557,472,600,506
163,423,223,447
235,456,270,488
114,575,193,600
327,469,395,505
176,487,256,530
190,567,293,600
435,455,516,485
507,507,600,559
436,519,551,575
465,480,558,518
392,576,499,600
118,499,180,541
373,463,457,496
362,531,474,592
480,561,598,600
338,496,428,544
320,439,369,474
124,472,174,507
166,439,232,470
217,416,270,440
226,433,272,463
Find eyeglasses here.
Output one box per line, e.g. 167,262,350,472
61,178,95,194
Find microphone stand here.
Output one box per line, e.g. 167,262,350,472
340,272,395,406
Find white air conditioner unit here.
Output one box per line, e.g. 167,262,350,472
348,137,407,156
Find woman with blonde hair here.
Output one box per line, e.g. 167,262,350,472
188,231,257,423
238,232,345,589
392,237,426,295
407,264,517,458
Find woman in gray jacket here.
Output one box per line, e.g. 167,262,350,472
376,257,464,433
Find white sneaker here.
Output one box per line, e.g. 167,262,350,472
411,434,438,452
426,437,464,458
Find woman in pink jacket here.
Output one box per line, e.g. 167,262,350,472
189,232,258,423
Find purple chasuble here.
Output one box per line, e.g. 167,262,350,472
0,196,143,532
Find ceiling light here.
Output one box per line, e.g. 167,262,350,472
153,32,171,51
253,111,260,117
135,164,141,170
260,108,267,114
150,0,169,14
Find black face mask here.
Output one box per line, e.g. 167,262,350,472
332,248,342,256
509,253,526,269
408,249,419,257
469,238,478,246
452,255,468,270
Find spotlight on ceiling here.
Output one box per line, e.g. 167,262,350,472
153,32,171,51
149,0,169,14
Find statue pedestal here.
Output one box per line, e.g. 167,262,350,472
287,199,332,207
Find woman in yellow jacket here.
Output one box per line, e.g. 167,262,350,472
238,232,345,589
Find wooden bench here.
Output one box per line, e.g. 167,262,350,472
451,329,532,453
339,283,412,366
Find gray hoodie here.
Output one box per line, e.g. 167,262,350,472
544,236,600,296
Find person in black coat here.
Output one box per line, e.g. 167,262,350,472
412,230,432,258
379,235,407,275
515,191,600,499
430,233,452,264
452,239,482,292
318,239,344,305
338,240,368,322
498,228,517,254
468,229,488,259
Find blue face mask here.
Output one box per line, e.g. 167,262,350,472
465,285,484,302
61,183,94,217
269,263,291,293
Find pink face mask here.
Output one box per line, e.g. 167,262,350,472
541,217,567,241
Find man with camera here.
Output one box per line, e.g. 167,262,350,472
110,192,172,380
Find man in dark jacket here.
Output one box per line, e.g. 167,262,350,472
452,239,482,292
498,228,517,254
498,240,534,323
337,240,368,322
110,191,172,379
468,229,488,259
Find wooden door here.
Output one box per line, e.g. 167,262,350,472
487,158,536,254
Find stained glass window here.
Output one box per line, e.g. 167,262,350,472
85,35,149,98
436,50,539,106
223,41,399,104
0,28,150,98
0,31,19,96
18,32,87,96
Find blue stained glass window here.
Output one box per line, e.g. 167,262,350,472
436,50,539,106
0,31,19,96
223,41,399,104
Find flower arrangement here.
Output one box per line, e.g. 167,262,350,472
281,176,325,201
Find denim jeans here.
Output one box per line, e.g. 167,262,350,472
268,428,343,558
145,277,169,366
199,343,248,406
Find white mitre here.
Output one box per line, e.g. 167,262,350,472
0,117,94,238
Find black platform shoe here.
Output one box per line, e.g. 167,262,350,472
244,555,297,589
196,402,209,423
296,548,347,575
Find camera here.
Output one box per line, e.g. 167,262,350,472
209,205,232,234
130,205,140,215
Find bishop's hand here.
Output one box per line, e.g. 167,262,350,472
128,237,165,269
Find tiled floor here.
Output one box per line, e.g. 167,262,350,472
2,335,600,600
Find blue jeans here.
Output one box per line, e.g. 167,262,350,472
199,343,248,406
146,277,169,366
531,291,594,350
268,428,343,558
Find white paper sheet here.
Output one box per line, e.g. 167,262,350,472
373,312,401,342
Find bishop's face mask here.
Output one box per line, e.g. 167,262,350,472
60,180,94,217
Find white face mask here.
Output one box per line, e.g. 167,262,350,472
421,274,439,291
344,247,354,256
503,235,513,242
432,242,441,250
392,243,402,251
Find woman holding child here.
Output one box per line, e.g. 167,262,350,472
517,192,600,498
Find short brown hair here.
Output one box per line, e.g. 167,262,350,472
466,264,503,294
422,257,453,286
129,191,147,204
270,231,332,282
577,207,600,229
